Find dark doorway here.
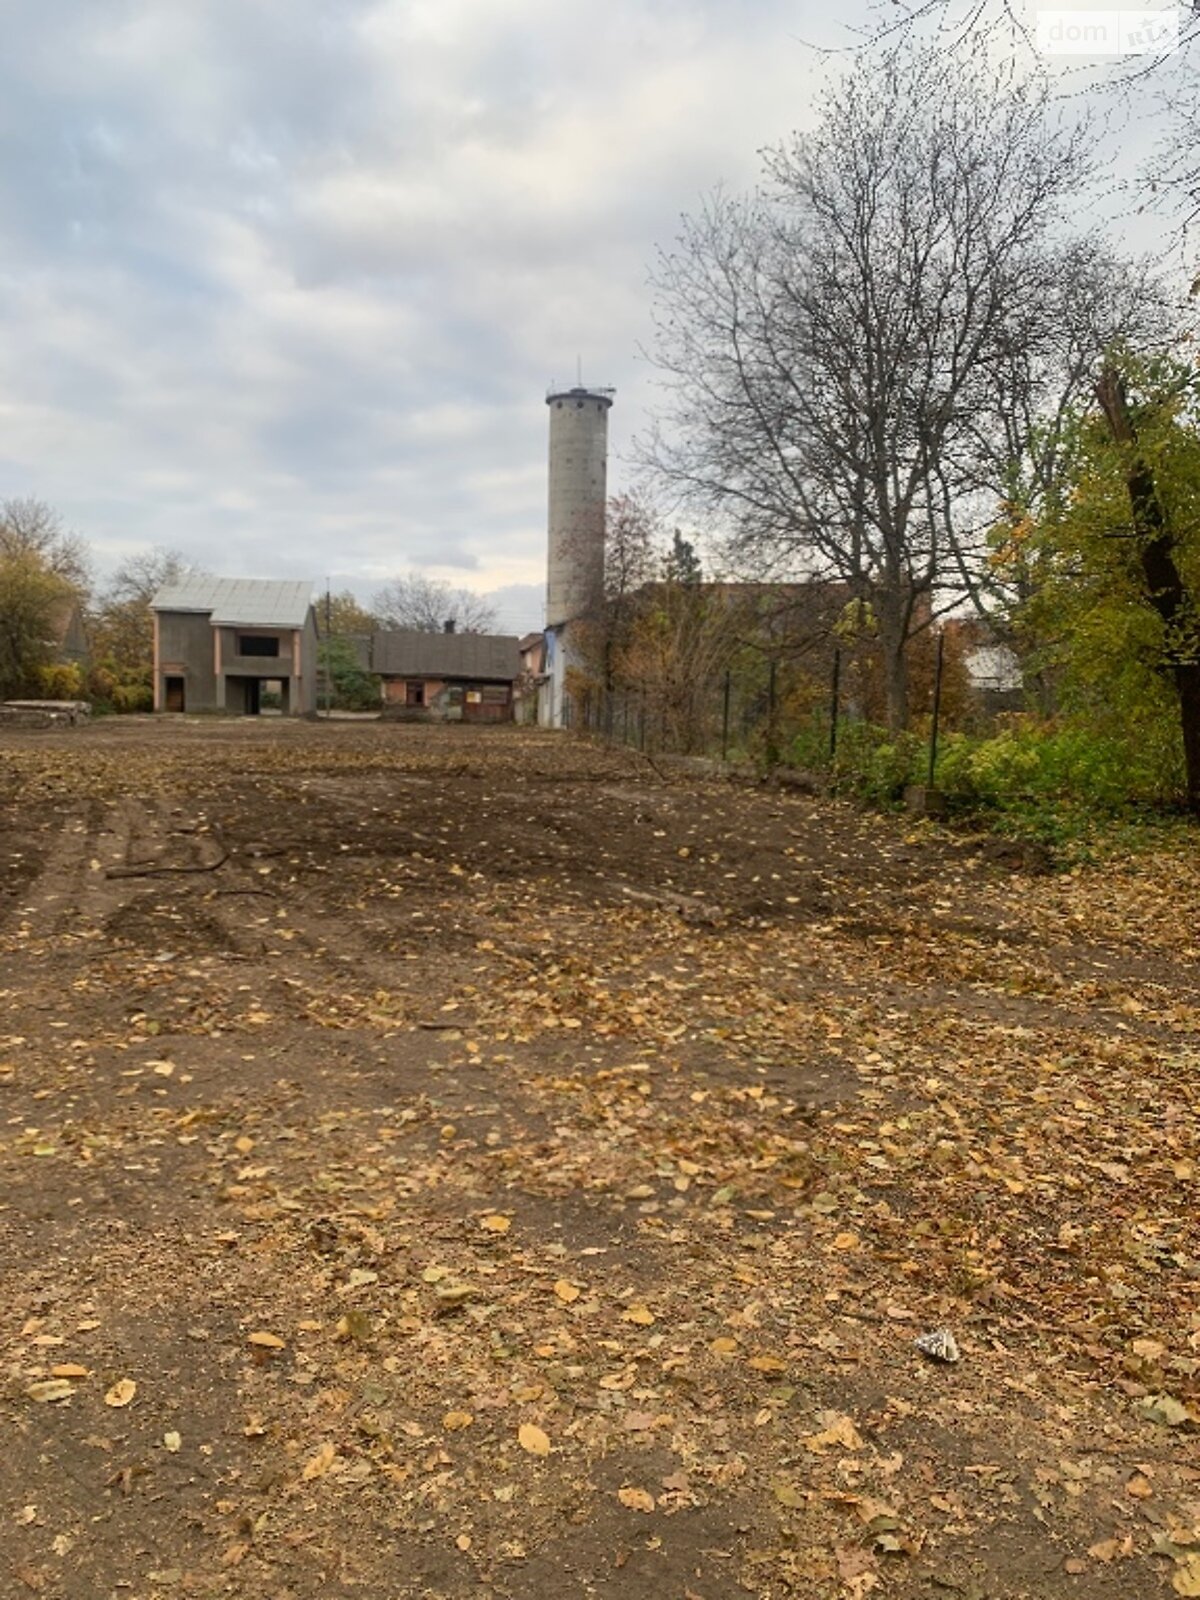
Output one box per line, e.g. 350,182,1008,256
165,676,185,713
244,679,261,716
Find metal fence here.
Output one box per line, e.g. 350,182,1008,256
566,637,952,783
563,652,840,766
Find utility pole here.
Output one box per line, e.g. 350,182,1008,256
324,581,332,719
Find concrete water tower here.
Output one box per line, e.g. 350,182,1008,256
546,384,614,627
542,382,614,728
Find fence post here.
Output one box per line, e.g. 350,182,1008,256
928,631,945,788
766,658,779,769
828,647,841,766
721,671,732,762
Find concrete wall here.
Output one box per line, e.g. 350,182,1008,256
546,388,611,630
156,612,217,711
298,610,318,714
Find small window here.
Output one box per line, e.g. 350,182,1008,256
238,634,280,657
405,681,425,707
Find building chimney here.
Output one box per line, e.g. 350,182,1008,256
443,618,456,634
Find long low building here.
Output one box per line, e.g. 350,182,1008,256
373,627,520,722
151,577,319,715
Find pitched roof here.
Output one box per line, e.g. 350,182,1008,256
372,630,521,681
151,577,314,629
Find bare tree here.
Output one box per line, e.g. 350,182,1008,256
604,493,660,610
852,2,1200,227
0,498,90,596
105,547,199,607
92,549,203,685
372,574,498,634
588,493,661,690
615,573,743,755
643,47,1143,727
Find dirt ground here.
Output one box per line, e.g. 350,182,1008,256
1,717,1198,1600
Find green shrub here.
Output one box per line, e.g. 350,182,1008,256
963,718,1178,812
111,682,153,714
788,711,1186,843
812,721,926,805
34,662,85,699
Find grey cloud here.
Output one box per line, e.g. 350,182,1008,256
0,0,859,595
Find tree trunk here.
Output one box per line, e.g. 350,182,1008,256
876,610,909,731
1096,367,1200,814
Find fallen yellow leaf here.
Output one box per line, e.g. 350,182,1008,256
518,1423,551,1456
104,1379,137,1408
617,1486,656,1512
803,1414,863,1452
443,1410,474,1431
247,1331,285,1350
27,1379,75,1403
1088,1535,1133,1563
301,1441,337,1480
623,1305,655,1326
553,1279,581,1304
481,1214,512,1233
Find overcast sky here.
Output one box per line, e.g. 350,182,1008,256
0,1,1177,634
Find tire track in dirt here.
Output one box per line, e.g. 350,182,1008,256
5,798,109,946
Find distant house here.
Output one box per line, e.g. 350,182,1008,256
943,618,1023,715
150,577,318,715
373,627,520,722
516,631,547,724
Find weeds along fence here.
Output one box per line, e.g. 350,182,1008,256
563,650,852,769
565,638,957,786
565,647,1189,822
